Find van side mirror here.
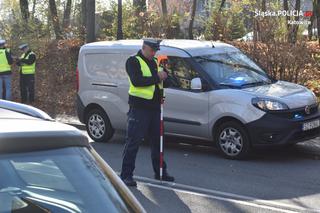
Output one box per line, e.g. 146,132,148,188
191,78,202,90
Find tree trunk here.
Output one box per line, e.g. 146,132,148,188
317,0,320,46
308,0,316,40
188,0,197,39
161,0,167,16
117,0,123,40
49,0,63,39
290,0,301,44
283,0,290,32
85,0,96,43
63,0,72,29
80,0,86,41
261,0,266,12
31,0,36,20
20,0,30,22
218,0,226,12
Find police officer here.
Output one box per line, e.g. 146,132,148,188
17,44,36,103
120,39,174,186
0,39,13,100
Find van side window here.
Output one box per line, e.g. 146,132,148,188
166,57,198,90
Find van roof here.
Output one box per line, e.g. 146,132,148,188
81,39,239,57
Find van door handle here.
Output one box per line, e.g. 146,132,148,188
92,83,118,88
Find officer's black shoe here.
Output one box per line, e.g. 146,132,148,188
155,173,175,182
122,177,137,187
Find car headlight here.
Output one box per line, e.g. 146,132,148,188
252,97,289,111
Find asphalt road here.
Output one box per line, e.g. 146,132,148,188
83,131,320,213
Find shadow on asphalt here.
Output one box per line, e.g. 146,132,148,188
130,186,192,213
136,135,320,162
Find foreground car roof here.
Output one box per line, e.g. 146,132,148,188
0,108,89,154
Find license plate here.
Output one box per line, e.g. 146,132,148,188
302,119,320,131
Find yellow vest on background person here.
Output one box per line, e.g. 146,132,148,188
20,51,36,74
128,56,163,100
0,49,11,73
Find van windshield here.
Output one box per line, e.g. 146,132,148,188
194,52,272,88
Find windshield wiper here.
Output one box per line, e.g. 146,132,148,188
218,83,242,89
240,81,269,88
219,81,269,89
19,197,52,213
0,187,51,213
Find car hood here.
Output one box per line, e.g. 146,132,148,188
242,81,317,109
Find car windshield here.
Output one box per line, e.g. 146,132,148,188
0,147,130,213
194,52,272,88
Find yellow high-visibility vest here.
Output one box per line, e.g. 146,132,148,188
20,51,36,74
128,56,163,100
0,49,11,73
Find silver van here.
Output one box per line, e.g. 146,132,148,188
76,40,320,159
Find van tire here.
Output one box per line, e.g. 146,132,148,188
214,121,251,160
86,109,114,143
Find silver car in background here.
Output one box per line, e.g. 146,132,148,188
0,100,145,213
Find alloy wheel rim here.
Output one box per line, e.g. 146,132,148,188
88,114,106,139
219,127,243,156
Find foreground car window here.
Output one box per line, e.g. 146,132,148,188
0,147,130,213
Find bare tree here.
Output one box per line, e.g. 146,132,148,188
20,0,30,22
307,0,316,40
161,0,168,16
117,0,123,39
31,0,36,20
261,0,266,12
290,0,301,43
49,0,63,39
317,0,320,45
63,0,72,29
284,0,301,43
80,0,86,41
85,0,95,42
188,0,197,39
218,0,226,12
283,0,290,32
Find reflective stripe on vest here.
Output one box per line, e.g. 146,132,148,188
0,49,11,72
20,51,36,74
128,56,163,100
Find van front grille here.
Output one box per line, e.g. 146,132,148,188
270,104,319,119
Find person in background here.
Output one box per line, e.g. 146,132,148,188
16,44,36,104
0,39,13,100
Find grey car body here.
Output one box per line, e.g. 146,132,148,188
76,39,320,159
0,100,145,213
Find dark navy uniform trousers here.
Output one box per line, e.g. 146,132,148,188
120,107,167,179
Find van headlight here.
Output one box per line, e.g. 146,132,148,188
252,98,289,111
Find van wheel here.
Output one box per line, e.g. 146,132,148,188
214,121,251,160
86,109,114,142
